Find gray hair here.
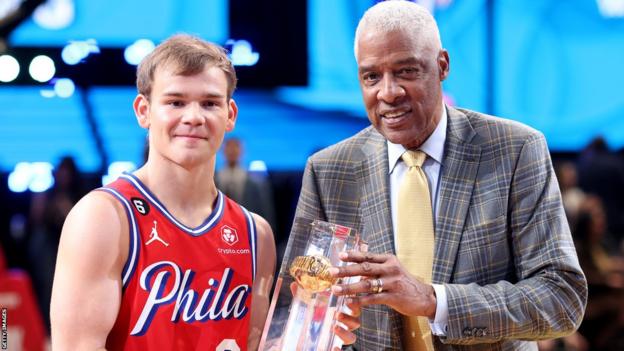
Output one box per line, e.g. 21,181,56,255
354,0,442,58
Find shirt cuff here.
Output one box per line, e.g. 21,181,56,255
429,284,449,336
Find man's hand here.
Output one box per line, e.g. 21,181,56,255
329,251,437,319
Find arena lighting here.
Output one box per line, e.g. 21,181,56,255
102,161,137,185
29,162,54,192
61,39,99,65
0,0,25,22
32,0,75,30
124,39,155,66
227,39,259,66
61,43,82,65
0,55,20,82
7,162,31,192
7,162,54,193
596,0,624,17
53,78,75,98
248,160,267,172
29,55,55,82
40,88,55,98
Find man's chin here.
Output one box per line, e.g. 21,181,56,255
171,153,211,168
380,130,413,146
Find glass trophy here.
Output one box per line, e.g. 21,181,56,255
259,219,366,351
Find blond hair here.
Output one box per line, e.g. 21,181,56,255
137,34,237,100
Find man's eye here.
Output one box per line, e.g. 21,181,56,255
363,73,379,83
397,67,419,77
169,101,184,107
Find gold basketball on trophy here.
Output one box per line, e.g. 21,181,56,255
289,255,336,293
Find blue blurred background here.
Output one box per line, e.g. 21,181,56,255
2,0,624,174
2,1,624,348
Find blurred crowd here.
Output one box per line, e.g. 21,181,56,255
540,137,624,351
1,136,624,350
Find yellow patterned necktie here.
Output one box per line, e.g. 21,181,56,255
396,150,435,351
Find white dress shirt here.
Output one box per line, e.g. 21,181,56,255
388,106,449,335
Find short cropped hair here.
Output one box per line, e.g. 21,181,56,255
136,34,237,100
354,0,442,57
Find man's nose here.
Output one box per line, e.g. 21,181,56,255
181,103,204,125
377,75,405,103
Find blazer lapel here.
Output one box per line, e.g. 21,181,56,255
355,129,396,255
354,128,405,349
433,107,481,284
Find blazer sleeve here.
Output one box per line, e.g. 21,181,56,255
442,132,588,344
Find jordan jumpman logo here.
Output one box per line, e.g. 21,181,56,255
145,220,169,247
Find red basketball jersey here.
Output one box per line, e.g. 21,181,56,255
100,173,257,351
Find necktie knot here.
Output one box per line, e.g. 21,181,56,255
402,150,426,168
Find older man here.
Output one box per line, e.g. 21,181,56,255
283,1,587,350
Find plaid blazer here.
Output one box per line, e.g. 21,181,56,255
282,106,587,350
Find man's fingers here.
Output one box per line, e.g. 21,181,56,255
345,297,361,317
330,252,394,279
357,292,393,307
333,324,357,346
332,278,378,295
289,282,298,296
333,297,361,348
339,251,388,264
330,262,384,279
336,311,361,331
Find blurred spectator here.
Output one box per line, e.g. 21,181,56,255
216,137,276,229
575,196,624,286
577,137,624,251
573,195,624,351
27,155,84,333
555,161,587,226
537,331,588,351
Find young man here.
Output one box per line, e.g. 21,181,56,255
50,35,276,350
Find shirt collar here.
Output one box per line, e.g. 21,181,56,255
387,104,447,174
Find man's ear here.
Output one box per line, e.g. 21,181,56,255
438,49,450,81
226,98,238,132
133,94,150,129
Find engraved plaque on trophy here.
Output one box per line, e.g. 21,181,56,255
258,219,366,351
